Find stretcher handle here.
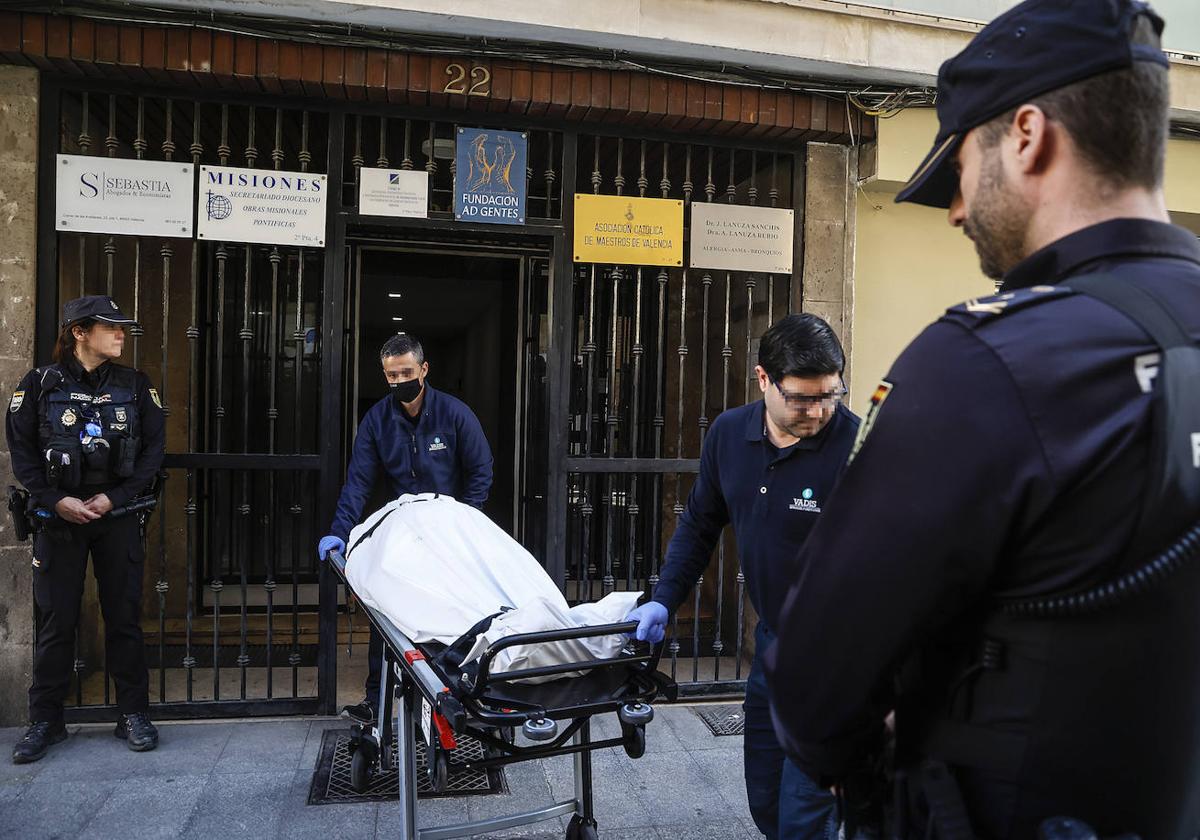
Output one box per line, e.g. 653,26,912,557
328,549,349,576
326,548,452,701
469,620,646,697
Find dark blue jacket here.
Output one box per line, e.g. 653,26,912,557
765,219,1200,836
328,384,493,541
652,400,859,633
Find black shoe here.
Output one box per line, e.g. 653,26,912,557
12,720,67,764
114,712,159,752
340,699,376,724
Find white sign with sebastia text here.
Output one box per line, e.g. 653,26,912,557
689,203,795,274
56,155,195,238
197,165,327,247
358,168,429,218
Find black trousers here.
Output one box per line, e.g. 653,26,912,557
29,514,149,722
365,623,383,704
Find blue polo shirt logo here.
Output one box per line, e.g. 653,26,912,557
428,436,447,452
790,488,821,514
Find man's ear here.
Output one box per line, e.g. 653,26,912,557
1011,104,1052,176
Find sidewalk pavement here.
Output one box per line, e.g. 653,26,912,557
0,703,761,840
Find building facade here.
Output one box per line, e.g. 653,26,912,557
0,0,1196,724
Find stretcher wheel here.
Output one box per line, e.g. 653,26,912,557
565,814,599,840
621,723,646,759
350,747,372,793
618,702,654,727
427,749,449,792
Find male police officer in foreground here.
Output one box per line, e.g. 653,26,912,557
318,333,493,723
6,296,165,762
627,314,859,840
766,1,1200,837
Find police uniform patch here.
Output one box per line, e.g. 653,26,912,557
115,407,127,422
848,380,893,464
149,388,162,409
8,391,23,412
61,407,78,427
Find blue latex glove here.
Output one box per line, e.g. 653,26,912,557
626,601,669,644
317,535,345,562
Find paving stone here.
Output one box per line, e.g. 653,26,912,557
588,709,686,755
664,704,745,752
77,774,207,840
213,720,310,774
178,770,294,840
0,777,117,840
623,751,745,827
0,780,27,811
380,790,472,834
544,751,655,831
272,769,376,840
467,757,564,837
35,722,230,782
598,830,654,840
297,718,348,772
685,747,754,825
655,821,761,839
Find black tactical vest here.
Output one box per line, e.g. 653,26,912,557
902,276,1200,838
36,363,141,488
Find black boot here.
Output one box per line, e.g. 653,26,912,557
114,712,159,752
12,721,67,764
340,698,376,725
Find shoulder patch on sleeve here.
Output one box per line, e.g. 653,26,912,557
8,391,24,412
148,388,162,409
848,380,893,464
942,285,1074,329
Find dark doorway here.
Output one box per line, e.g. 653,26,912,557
350,246,523,533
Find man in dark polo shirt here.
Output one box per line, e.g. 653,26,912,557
626,313,859,840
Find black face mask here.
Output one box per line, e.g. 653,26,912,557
390,377,423,405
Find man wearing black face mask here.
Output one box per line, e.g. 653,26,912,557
318,332,493,722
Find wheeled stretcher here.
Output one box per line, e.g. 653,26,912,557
329,549,677,840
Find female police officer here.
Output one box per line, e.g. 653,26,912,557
5,295,165,763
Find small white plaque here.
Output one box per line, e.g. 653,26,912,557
359,168,429,218
56,155,194,238
690,203,795,274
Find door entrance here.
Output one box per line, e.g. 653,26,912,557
337,241,551,709
347,244,547,545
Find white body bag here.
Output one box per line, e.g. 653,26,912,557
344,494,640,681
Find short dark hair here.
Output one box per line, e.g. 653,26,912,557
379,332,425,364
758,313,845,381
977,15,1168,192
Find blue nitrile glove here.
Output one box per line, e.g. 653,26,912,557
317,535,345,562
626,601,669,644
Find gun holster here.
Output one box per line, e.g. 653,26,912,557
7,485,32,542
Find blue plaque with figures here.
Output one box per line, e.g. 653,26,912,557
453,127,527,225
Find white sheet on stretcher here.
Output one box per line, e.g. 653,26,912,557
345,493,640,681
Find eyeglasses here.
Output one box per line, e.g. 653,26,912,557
772,379,847,409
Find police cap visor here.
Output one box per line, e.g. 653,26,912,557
896,0,1169,209
61,295,138,329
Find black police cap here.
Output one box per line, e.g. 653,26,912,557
896,0,1169,209
61,295,138,328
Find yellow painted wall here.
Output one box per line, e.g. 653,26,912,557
850,109,1200,413
849,190,993,412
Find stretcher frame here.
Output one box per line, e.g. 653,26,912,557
329,550,677,840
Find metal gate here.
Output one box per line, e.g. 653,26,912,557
48,89,329,718
563,136,799,694
40,79,808,718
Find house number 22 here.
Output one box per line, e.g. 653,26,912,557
443,64,491,97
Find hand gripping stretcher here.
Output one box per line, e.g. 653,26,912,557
329,549,677,840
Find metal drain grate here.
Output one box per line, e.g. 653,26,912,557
308,728,505,804
693,704,746,736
